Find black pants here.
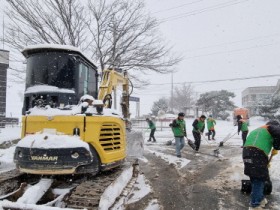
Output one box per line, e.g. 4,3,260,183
149,128,156,142
192,131,201,151
242,131,248,145
208,129,216,140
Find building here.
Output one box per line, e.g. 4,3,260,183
0,49,9,120
274,79,280,96
0,49,19,127
242,83,278,116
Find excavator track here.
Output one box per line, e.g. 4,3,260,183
0,163,139,209
65,165,127,209
0,169,22,197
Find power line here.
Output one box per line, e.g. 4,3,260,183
183,42,279,60
148,74,280,86
152,0,203,14
160,0,249,23
183,33,280,53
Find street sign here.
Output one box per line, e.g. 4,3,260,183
129,96,140,102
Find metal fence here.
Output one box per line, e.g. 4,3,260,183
131,118,174,130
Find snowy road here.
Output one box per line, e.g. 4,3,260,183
131,117,280,210
0,118,280,209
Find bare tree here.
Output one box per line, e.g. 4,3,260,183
5,0,88,50
172,83,195,112
4,0,181,84
3,0,89,82
87,0,180,78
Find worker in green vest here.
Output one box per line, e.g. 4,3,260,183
207,115,216,140
192,115,206,152
237,115,249,146
170,112,187,158
146,118,156,142
243,120,280,210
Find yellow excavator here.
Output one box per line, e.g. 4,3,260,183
13,44,140,175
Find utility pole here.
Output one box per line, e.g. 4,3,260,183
170,70,174,113
2,14,4,49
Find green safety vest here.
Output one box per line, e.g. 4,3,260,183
241,120,249,131
148,121,156,129
172,119,186,137
244,126,273,156
193,119,205,133
207,118,216,130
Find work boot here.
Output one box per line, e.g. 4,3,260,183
212,137,215,140
260,198,268,207
147,139,151,142
177,155,181,158
153,140,156,142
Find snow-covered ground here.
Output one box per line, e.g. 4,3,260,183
0,126,21,144
1,117,280,209
0,126,21,173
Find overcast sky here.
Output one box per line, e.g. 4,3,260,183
131,0,280,116
1,0,280,118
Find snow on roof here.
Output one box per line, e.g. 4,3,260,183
16,133,90,150
23,44,82,54
28,105,122,118
25,85,75,94
163,113,177,119
22,44,96,68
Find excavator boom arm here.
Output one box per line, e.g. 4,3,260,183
98,69,130,120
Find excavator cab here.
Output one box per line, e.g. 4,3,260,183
14,44,143,175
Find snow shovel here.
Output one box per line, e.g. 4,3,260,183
241,152,276,195
219,132,237,147
187,138,196,150
200,132,211,144
241,179,272,195
166,139,174,146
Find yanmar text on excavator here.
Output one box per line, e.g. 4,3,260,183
13,44,140,175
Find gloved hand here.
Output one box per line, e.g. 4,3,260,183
272,149,278,156
268,163,271,168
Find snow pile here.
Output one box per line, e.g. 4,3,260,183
111,174,153,210
80,94,95,101
0,146,16,173
99,166,133,210
16,133,89,150
0,200,78,210
127,174,152,204
145,199,161,210
146,149,190,169
0,127,20,172
17,179,53,204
